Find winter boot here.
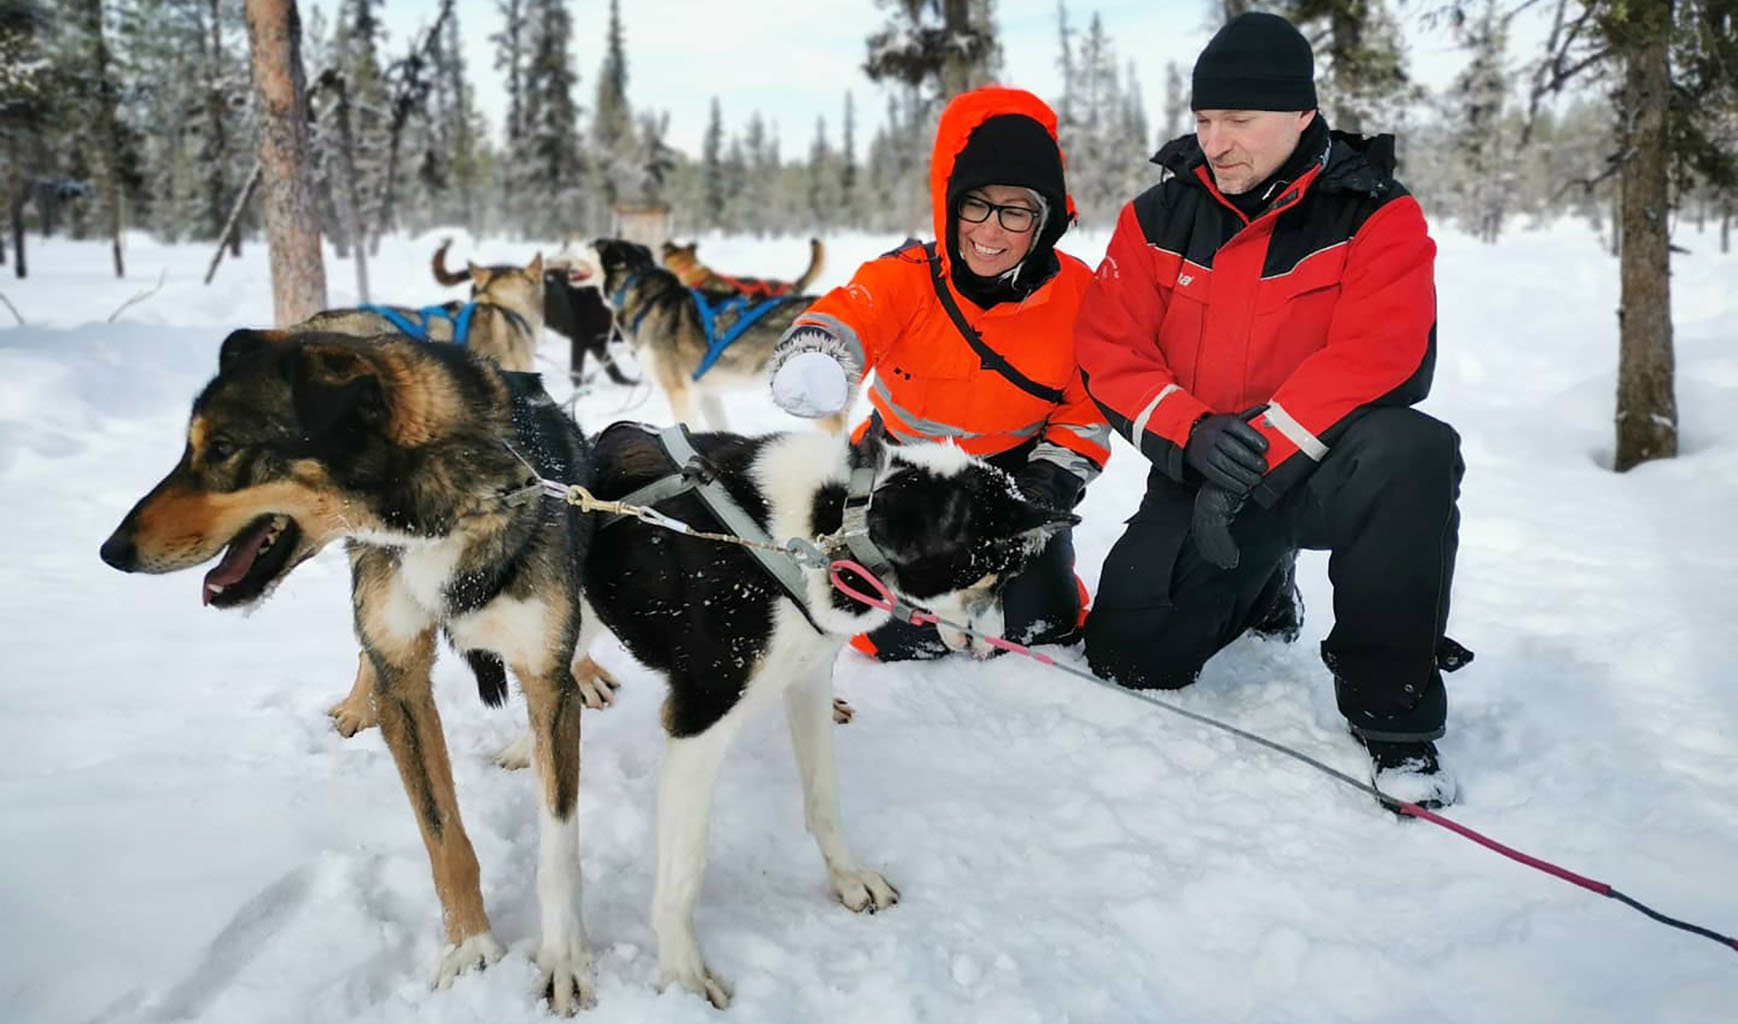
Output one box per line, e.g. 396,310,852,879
1250,555,1303,643
1358,735,1457,811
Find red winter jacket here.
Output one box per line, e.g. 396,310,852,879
1075,123,1437,505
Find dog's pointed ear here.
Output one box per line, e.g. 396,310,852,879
218,328,288,374
287,341,386,444
660,241,677,257
851,422,887,474
527,252,544,280
467,260,488,289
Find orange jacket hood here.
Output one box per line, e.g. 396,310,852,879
928,87,1079,281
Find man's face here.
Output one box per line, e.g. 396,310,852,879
1194,109,1315,196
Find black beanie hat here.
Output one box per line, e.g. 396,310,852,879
946,113,1067,224
1191,11,1317,112
945,113,1070,306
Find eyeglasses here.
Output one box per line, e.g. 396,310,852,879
958,195,1039,233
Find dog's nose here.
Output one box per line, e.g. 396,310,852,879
99,531,138,572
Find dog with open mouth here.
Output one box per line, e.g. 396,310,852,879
99,328,603,1013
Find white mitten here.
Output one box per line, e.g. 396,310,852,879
772,350,851,418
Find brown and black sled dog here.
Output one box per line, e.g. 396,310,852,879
660,236,825,298
433,239,637,386
98,329,603,1013
300,254,546,372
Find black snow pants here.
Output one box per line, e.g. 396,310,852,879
1083,407,1464,742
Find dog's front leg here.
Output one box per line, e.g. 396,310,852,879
784,667,900,913
329,545,382,738
516,652,597,1015
653,716,744,1009
359,605,502,986
697,391,729,432
327,651,381,737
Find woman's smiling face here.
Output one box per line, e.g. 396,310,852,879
956,185,1039,278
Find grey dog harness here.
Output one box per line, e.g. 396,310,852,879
600,425,836,633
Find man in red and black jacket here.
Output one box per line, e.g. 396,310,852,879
1075,11,1468,808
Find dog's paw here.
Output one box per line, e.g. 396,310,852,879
327,693,378,738
536,942,597,1016
830,866,900,914
493,731,532,771
433,931,505,989
659,963,732,1010
831,697,856,725
573,656,620,710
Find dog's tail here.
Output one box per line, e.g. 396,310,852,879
792,237,826,294
431,237,469,286
466,649,509,707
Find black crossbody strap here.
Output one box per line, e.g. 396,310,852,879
923,243,1064,405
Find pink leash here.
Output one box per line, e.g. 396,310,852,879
826,558,1738,957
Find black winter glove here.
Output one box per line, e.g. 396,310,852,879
1184,409,1270,496
1015,459,1086,511
1191,484,1245,570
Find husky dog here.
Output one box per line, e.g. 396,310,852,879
302,254,546,373
98,330,602,1013
660,236,826,298
578,422,1076,1006
584,238,848,433
434,239,637,387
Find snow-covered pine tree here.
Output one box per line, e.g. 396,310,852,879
1,0,51,275
1055,0,1076,132
1121,59,1151,206
739,112,774,237
516,0,587,238
591,0,634,209
490,0,529,234
806,116,840,233
372,1,452,244
1066,12,1126,227
840,90,859,228
1161,59,1186,146
720,132,747,235
71,0,132,275
113,0,202,243
700,96,725,231
1278,0,1420,135
1443,0,1516,243
633,109,674,207
435,3,486,234
331,0,389,251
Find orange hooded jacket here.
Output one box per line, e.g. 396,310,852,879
779,87,1111,491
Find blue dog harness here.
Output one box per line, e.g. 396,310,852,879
689,291,784,381
610,272,787,382
360,302,478,346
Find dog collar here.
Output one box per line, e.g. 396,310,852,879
609,271,643,311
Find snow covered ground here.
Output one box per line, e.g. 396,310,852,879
2,221,1735,1024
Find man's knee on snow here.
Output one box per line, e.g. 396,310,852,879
1345,408,1462,483
1084,609,1204,690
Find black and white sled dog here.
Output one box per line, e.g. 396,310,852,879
579,422,1076,1007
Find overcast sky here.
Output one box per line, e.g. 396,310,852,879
306,0,1559,157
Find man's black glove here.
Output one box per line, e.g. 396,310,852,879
1184,410,1270,496
1191,484,1245,570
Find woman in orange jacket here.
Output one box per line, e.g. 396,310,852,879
769,86,1111,660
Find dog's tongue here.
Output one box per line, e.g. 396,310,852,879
201,522,270,606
